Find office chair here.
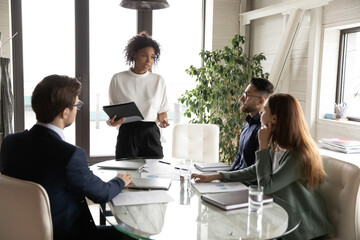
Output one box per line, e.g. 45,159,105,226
0,174,53,240
319,156,360,239
172,123,219,163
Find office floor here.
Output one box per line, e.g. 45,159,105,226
88,202,116,226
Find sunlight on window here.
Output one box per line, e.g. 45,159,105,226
89,0,136,156
342,31,360,119
21,0,205,157
152,0,203,157
22,0,75,143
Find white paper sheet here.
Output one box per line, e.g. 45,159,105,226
192,182,248,194
141,159,184,179
111,190,174,206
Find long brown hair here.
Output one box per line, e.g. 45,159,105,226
268,93,325,188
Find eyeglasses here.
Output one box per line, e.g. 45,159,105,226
243,92,262,99
74,100,84,111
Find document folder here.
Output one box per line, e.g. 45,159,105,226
103,102,144,124
201,189,273,210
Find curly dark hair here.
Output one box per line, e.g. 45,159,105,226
124,31,161,66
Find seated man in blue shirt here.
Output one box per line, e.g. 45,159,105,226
230,77,274,170
0,75,134,240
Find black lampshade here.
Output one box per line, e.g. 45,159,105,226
120,0,170,10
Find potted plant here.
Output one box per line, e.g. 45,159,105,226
178,34,269,164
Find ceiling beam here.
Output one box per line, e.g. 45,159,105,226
239,0,333,25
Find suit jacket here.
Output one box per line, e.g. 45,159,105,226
220,149,333,240
0,125,125,240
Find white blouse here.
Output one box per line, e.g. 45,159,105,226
109,69,171,122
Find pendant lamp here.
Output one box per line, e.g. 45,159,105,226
120,0,170,10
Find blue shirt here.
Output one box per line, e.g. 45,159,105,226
230,113,261,170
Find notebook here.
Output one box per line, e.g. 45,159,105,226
201,189,273,210
194,162,231,172
97,160,145,170
103,102,144,123
128,178,172,190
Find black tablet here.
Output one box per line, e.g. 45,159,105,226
103,102,144,123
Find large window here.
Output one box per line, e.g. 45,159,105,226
336,27,360,121
22,0,75,143
89,0,136,156
13,0,208,161
152,0,203,156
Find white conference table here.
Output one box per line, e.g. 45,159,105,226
91,159,293,240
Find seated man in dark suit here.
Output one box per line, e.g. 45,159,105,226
230,77,274,170
0,75,133,240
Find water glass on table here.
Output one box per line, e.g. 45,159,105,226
179,158,192,190
248,185,264,214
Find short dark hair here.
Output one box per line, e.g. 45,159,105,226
250,77,274,97
124,31,161,66
31,75,82,123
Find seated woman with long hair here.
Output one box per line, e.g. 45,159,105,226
192,93,332,240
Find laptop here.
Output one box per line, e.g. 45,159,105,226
128,178,172,190
194,162,231,172
97,159,145,170
201,189,273,210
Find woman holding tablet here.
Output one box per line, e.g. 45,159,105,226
107,32,170,159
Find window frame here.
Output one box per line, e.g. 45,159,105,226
335,27,360,111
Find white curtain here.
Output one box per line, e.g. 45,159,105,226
0,57,14,142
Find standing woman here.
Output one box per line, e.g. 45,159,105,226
107,32,170,159
192,93,332,240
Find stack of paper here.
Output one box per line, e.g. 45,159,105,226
319,138,360,154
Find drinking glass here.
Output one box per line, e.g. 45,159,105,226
248,185,264,213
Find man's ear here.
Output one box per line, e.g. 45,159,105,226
258,97,266,106
61,108,70,120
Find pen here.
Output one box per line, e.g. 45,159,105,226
175,167,188,171
159,160,171,165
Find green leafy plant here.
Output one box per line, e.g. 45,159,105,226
179,34,269,164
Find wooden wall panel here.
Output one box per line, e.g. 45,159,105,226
212,0,240,50
323,0,360,26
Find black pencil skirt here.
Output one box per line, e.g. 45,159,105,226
115,121,163,159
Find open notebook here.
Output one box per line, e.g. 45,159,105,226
201,189,273,210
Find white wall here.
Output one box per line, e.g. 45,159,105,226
248,7,312,111
211,0,240,50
